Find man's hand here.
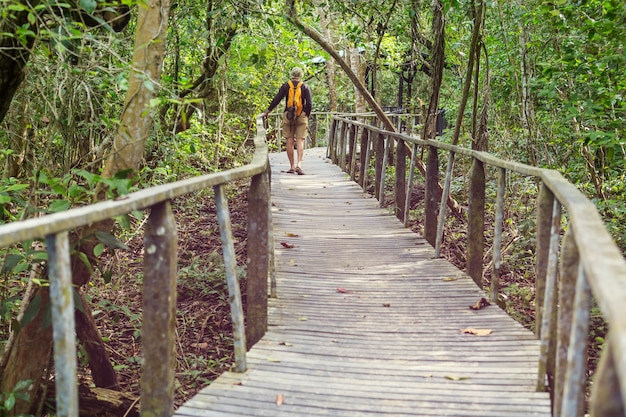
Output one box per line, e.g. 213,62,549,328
262,111,269,119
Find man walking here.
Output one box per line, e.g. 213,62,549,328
262,67,312,175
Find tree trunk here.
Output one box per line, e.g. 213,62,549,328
0,288,53,416
0,0,40,123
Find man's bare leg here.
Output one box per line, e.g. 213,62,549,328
296,137,305,167
286,137,296,172
294,137,305,174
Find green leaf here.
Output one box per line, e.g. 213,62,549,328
102,270,114,284
4,393,16,411
77,251,93,275
93,242,105,257
79,0,97,13
95,231,129,250
20,294,42,328
49,200,71,213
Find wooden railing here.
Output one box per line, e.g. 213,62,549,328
0,116,273,417
328,115,626,417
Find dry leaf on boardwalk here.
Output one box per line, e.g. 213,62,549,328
445,375,469,381
285,232,299,237
336,287,353,293
281,242,295,248
276,394,284,406
469,297,491,310
460,328,493,336
442,277,458,282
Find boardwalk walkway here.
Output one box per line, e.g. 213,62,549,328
173,147,551,416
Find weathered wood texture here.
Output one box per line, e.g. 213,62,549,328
173,147,550,417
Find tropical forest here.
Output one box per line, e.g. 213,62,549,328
0,0,624,415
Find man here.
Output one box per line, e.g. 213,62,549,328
262,67,312,175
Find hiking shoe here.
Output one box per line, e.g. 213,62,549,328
295,167,305,175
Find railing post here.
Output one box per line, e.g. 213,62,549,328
378,135,391,208
374,133,385,201
246,166,270,347
349,124,358,180
590,337,625,416
424,144,439,246
554,227,578,416
489,167,506,303
403,143,419,227
362,129,373,193
561,262,591,417
339,121,348,171
358,126,369,187
47,231,78,417
395,138,407,221
536,199,561,392
214,185,247,372
536,182,555,336
467,157,485,286
328,118,338,162
435,151,455,257
141,201,177,417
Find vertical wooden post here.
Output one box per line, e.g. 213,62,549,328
554,227,578,416
560,263,590,417
536,183,555,336
435,151,456,257
590,338,625,416
214,185,247,372
490,167,506,303
141,201,177,417
374,133,385,201
378,135,391,208
349,124,358,179
328,118,338,162
424,145,439,246
537,199,561,392
358,126,369,187
339,121,348,171
246,167,270,348
361,129,375,194
47,232,78,417
467,157,485,286
395,138,407,221
403,143,419,227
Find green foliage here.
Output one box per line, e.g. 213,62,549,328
0,380,33,417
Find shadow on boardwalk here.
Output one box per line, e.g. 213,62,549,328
173,147,551,417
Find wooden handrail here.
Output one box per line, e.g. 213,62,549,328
329,115,626,417
0,115,273,416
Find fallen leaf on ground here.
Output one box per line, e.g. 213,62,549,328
460,328,493,336
281,242,295,249
469,297,491,310
278,341,293,346
445,375,469,381
267,357,281,362
336,288,352,293
442,277,458,282
276,394,284,406
382,303,391,307
285,232,299,237
298,316,308,321
192,342,208,349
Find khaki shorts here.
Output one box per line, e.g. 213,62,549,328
282,112,308,139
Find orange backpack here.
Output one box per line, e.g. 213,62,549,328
286,80,303,120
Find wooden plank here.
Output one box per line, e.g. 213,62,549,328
173,147,551,417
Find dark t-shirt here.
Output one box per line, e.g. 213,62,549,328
266,79,312,116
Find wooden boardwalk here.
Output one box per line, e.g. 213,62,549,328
173,147,551,416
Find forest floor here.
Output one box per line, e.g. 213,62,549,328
80,176,601,416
